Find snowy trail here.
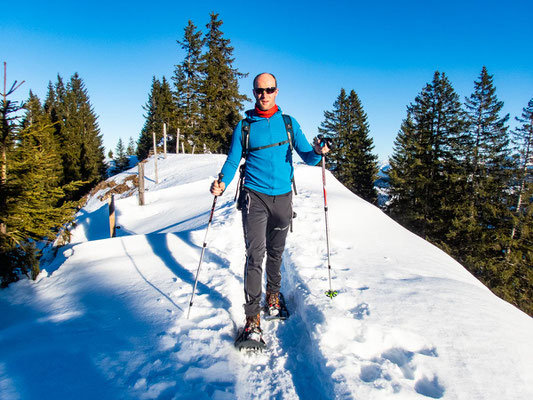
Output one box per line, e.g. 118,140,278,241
2,154,532,400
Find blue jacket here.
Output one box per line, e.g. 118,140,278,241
220,107,321,195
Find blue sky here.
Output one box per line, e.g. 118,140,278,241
3,0,532,161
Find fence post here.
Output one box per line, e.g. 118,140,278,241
163,123,167,158
109,194,116,237
176,127,180,154
138,162,145,206
152,131,159,184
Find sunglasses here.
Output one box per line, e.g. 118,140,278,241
254,87,277,95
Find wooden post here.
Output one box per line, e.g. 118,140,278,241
182,142,185,154
138,162,145,206
109,195,116,237
163,123,167,158
152,131,159,184
176,127,180,154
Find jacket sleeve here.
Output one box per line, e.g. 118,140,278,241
291,117,322,166
220,121,244,189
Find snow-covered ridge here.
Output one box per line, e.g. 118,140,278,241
1,154,532,400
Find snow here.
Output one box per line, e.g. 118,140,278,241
1,153,532,400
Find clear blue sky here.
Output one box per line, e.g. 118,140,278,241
3,0,532,162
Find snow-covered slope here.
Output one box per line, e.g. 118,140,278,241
1,154,532,400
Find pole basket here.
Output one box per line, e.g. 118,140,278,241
325,290,338,299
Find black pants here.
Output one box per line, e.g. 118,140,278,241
241,188,292,316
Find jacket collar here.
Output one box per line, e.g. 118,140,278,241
245,106,283,121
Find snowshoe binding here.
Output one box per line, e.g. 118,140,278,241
234,314,266,351
263,292,290,321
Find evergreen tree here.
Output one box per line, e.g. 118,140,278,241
509,97,533,247
388,71,466,242
173,20,205,152
137,76,176,160
388,114,422,229
504,97,533,315
200,13,249,153
1,89,78,285
319,88,347,174
65,73,106,187
319,88,378,203
455,67,513,280
138,77,161,160
44,74,105,194
1,64,25,235
126,136,136,156
21,91,45,128
113,138,129,172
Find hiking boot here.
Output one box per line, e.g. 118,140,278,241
243,314,262,342
266,291,281,317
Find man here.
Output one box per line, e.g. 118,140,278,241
210,72,329,344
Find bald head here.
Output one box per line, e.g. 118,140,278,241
253,73,277,89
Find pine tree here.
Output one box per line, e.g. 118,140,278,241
388,114,422,229
319,88,347,174
200,13,249,153
65,73,106,187
137,76,176,160
1,88,78,285
456,67,513,280
44,74,105,194
388,72,466,242
173,20,205,151
319,89,378,203
1,63,25,235
126,137,136,156
509,97,533,247
504,97,533,315
113,138,129,172
21,91,45,128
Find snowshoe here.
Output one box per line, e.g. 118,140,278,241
234,314,266,351
263,292,290,321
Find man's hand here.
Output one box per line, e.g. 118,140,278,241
210,180,226,196
313,136,331,155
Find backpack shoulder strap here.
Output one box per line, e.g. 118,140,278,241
241,118,251,158
282,114,295,151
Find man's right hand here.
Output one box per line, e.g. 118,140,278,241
210,180,226,196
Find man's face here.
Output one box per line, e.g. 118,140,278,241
253,74,279,111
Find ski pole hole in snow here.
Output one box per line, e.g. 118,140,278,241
414,376,445,398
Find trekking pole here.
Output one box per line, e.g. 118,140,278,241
319,140,338,299
187,173,224,319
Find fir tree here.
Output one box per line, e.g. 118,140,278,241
200,13,249,153
21,91,45,128
137,76,176,160
65,73,106,186
455,67,513,280
173,20,205,151
44,74,105,194
1,63,25,235
319,88,378,203
138,77,161,160
509,97,533,247
503,97,533,315
388,71,466,242
388,114,422,228
113,138,129,172
126,137,136,156
1,88,78,285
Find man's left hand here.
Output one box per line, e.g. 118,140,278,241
313,137,331,155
